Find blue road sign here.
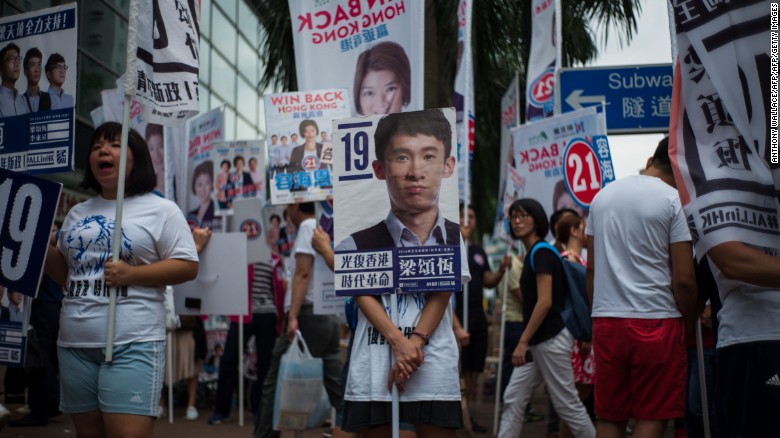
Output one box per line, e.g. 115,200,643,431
557,64,673,134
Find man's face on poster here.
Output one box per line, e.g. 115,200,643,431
372,133,455,217
1,48,20,83
47,61,67,87
8,291,21,306
24,56,42,86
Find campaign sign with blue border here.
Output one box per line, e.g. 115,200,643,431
0,4,78,174
0,319,26,367
332,109,463,296
0,167,62,297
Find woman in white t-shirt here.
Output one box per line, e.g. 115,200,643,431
45,122,199,438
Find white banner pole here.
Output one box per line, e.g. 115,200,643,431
239,319,245,426
106,0,140,362
167,332,174,423
695,320,711,438
493,251,510,433
391,289,400,438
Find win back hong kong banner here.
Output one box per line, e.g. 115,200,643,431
0,3,77,174
511,107,614,239
288,0,424,116
332,108,462,296
265,89,351,204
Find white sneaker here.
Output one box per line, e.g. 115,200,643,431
186,406,198,420
14,405,30,415
0,404,10,431
157,405,167,420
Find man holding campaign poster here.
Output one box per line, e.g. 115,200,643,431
333,109,470,435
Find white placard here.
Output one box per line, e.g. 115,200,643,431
173,233,248,316
231,197,271,264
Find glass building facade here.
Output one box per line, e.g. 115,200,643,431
0,0,268,173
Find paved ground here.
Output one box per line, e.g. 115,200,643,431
0,401,551,438
0,400,681,438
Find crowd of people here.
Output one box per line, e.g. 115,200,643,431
0,10,776,434
0,107,774,438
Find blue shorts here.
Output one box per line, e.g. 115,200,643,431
58,340,165,416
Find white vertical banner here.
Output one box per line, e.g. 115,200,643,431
287,0,424,116
493,76,521,240
526,0,557,122
454,0,474,203
134,0,200,125
669,1,778,255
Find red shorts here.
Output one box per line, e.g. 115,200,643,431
592,317,686,421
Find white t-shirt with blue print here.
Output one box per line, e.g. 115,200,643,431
57,193,198,348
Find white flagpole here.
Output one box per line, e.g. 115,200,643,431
239,319,245,426
167,332,174,423
107,0,140,362
554,0,563,116
695,320,712,438
391,289,400,438
493,251,510,433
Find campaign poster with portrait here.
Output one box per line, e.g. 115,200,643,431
288,1,424,116
511,107,613,238
262,204,293,257
333,108,461,296
264,90,350,204
0,4,77,174
184,108,224,230
230,198,271,264
0,285,29,367
212,140,266,216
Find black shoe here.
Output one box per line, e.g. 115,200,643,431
10,415,48,427
471,418,488,434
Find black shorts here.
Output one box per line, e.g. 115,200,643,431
716,340,780,437
342,400,463,432
461,326,488,373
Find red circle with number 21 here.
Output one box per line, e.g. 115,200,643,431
563,138,602,207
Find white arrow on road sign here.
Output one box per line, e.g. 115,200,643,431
565,89,606,110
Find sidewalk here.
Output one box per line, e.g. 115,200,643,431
0,400,677,437
0,402,537,438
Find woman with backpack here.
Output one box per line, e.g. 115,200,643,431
555,212,596,438
498,199,594,438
